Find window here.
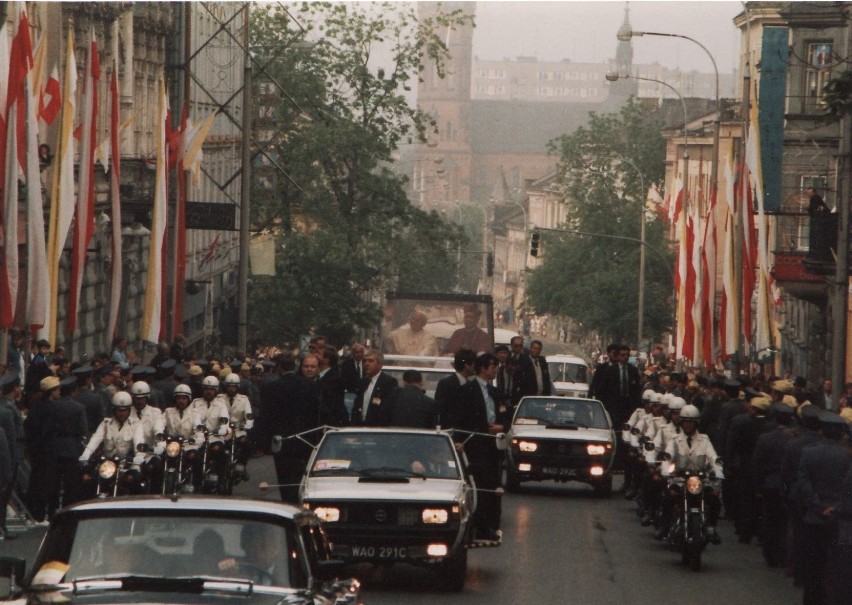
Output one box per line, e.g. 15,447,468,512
804,42,833,112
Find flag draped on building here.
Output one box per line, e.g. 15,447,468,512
68,27,99,335
141,75,168,343
0,5,33,329
719,154,740,357
107,28,122,340
25,23,48,333
45,28,77,344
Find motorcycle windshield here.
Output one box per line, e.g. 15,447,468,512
675,454,706,473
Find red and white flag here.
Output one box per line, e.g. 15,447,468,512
68,27,99,335
141,75,169,343
719,156,739,357
0,4,34,329
700,183,717,367
107,25,122,340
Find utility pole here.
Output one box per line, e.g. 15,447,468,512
238,5,251,353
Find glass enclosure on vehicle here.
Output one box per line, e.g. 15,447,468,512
547,360,588,384
311,432,461,480
513,398,609,430
29,513,309,587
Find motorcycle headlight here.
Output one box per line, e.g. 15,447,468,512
518,441,538,452
166,441,182,458
314,506,341,522
586,444,607,456
98,460,117,480
686,476,703,495
422,508,449,524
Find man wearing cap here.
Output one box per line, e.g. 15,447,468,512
751,403,797,567
152,359,180,408
79,392,141,498
0,373,22,539
795,411,851,605
781,404,824,585
24,339,53,397
714,379,746,452
73,365,105,434
725,394,774,543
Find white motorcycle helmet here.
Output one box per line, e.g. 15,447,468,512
680,404,701,420
659,393,674,408
669,396,686,412
649,392,662,404
130,382,151,397
112,391,133,408
223,373,241,386
642,389,656,401
173,383,193,398
202,376,220,388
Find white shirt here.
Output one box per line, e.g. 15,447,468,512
189,395,230,432
81,416,140,460
361,373,381,421
131,405,166,447
664,432,724,479
475,377,496,424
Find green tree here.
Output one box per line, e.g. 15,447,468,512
526,99,674,345
248,2,472,344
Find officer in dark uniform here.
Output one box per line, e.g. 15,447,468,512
24,376,61,522
795,412,851,605
781,404,822,585
0,372,22,539
92,365,115,412
151,359,180,408
50,376,88,512
725,394,774,543
751,402,796,567
72,365,105,434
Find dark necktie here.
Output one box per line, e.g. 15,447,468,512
620,366,627,396
497,366,505,392
687,436,692,448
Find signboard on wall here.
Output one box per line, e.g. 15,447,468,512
186,202,236,230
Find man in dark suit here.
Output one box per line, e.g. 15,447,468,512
317,346,348,426
351,351,398,426
595,344,641,472
512,339,552,402
588,343,617,400
339,343,366,395
453,353,504,542
387,370,438,429
435,348,477,428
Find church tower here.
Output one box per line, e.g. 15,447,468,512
607,3,639,108
414,2,475,208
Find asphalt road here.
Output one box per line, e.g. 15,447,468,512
3,455,802,605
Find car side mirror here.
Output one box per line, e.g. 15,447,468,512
0,557,25,599
270,435,283,454
495,432,508,451
316,559,346,583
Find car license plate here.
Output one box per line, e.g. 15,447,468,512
541,466,575,477
350,545,407,559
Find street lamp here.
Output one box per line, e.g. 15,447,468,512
615,25,720,206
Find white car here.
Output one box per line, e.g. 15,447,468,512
546,354,590,398
300,428,486,591
505,396,615,496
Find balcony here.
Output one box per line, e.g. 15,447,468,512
772,212,840,303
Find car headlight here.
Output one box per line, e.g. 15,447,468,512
98,460,117,480
314,506,341,522
686,476,703,495
518,441,538,452
166,441,182,458
422,508,449,524
586,444,607,456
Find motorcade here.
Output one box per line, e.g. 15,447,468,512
0,496,361,604
505,396,615,496
546,354,590,398
300,427,490,591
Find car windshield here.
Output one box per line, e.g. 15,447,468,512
311,432,461,479
547,361,588,384
30,514,302,588
514,398,609,430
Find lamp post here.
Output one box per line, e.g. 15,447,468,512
616,25,720,210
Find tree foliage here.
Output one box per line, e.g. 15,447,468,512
248,2,472,345
526,99,675,345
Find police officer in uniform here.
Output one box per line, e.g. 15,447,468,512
164,384,197,439
222,373,254,474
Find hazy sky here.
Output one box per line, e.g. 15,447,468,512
472,1,742,75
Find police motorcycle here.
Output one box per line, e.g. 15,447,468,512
658,404,723,572
79,392,148,498
221,373,255,488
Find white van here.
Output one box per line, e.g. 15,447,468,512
546,354,590,398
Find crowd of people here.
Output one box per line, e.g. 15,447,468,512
592,342,852,605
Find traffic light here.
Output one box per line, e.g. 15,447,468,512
486,252,494,277
530,231,540,257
